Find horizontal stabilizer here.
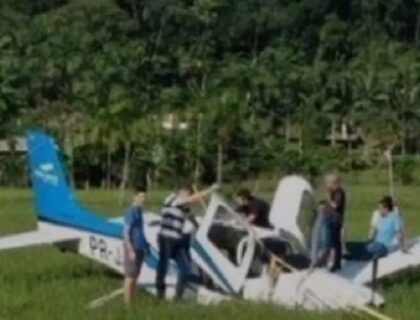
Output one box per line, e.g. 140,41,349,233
340,237,420,284
0,229,78,252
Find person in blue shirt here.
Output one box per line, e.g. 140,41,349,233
368,196,407,257
346,196,407,261
123,186,149,305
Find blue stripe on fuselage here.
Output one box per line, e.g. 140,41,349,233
39,216,163,270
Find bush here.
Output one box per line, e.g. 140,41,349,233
278,150,322,181
394,156,416,185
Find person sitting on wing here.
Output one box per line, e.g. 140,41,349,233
369,195,400,242
155,184,219,301
346,196,408,261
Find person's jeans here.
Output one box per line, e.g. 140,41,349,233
156,235,191,299
366,241,388,258
345,241,388,261
331,223,342,268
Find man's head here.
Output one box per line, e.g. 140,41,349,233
172,185,193,206
236,188,253,206
133,185,147,206
325,173,341,191
177,185,193,198
378,196,394,215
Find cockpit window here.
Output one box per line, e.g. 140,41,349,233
207,205,250,267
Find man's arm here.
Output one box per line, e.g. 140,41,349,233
246,213,256,223
369,211,378,240
124,225,136,255
369,226,377,242
123,214,136,259
328,190,343,211
138,210,150,253
185,212,199,229
184,184,219,204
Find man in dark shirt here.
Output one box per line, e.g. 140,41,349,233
325,174,346,272
236,189,271,228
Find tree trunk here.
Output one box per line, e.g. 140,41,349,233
385,146,395,199
194,114,202,184
298,126,303,154
285,114,291,149
347,140,352,159
23,159,28,187
415,6,420,44
146,171,152,191
400,134,406,156
119,141,131,191
216,141,223,185
330,117,337,147
106,146,112,189
64,132,75,188
400,120,407,156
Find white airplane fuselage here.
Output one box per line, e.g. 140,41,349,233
4,131,416,315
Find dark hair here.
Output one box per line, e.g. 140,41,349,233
237,188,253,201
133,185,147,193
379,196,394,211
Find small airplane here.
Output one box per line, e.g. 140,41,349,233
1,131,419,320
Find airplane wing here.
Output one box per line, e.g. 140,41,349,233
339,237,420,284
0,230,79,252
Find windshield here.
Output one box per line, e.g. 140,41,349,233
297,190,318,250
208,205,250,267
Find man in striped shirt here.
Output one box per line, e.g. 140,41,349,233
156,184,218,300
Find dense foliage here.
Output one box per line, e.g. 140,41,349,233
1,0,420,187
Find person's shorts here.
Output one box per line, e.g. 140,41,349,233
124,249,144,278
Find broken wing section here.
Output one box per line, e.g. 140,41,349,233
191,194,256,294
341,237,420,284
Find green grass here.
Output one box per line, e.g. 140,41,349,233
1,185,420,320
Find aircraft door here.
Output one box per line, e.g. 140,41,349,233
191,194,256,294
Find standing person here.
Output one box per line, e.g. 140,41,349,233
236,189,271,228
156,184,218,301
123,186,150,305
325,174,346,272
311,200,338,268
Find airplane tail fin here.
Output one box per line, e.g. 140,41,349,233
27,131,79,221
27,131,122,238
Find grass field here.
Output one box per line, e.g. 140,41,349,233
1,183,420,320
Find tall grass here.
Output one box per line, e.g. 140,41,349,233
1,183,420,319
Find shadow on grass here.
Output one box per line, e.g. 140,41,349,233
379,267,420,290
